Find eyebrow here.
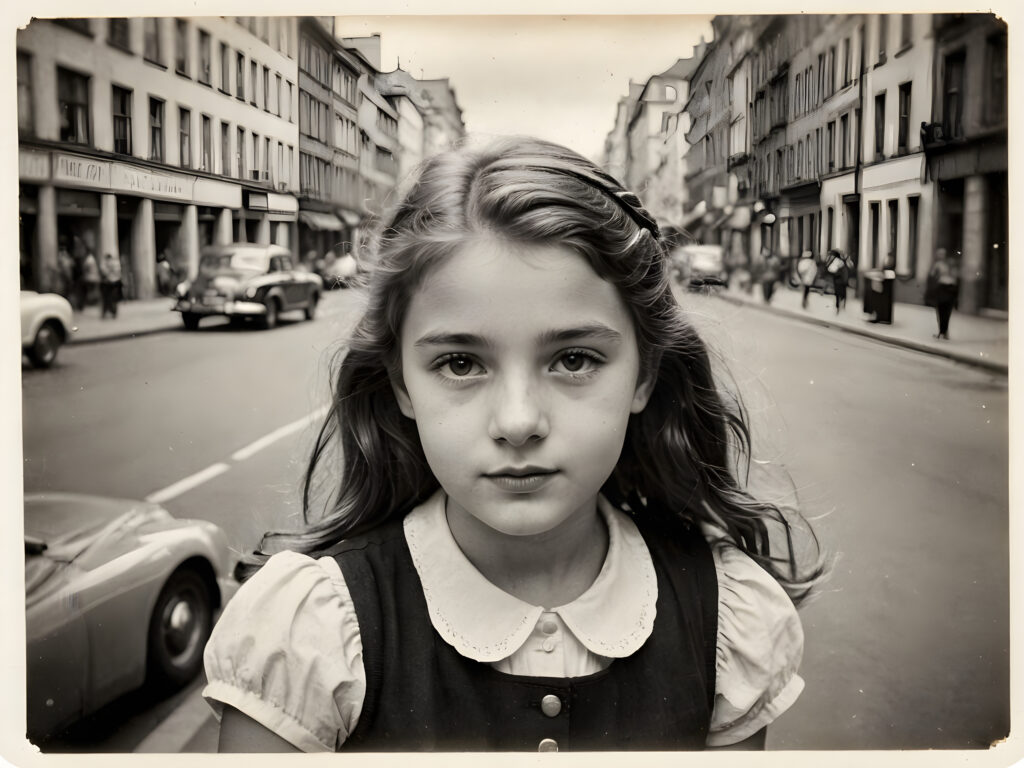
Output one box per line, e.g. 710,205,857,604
413,323,624,348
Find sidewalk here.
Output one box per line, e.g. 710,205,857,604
716,282,1008,375
69,297,182,345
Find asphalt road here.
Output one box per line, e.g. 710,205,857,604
20,287,1009,752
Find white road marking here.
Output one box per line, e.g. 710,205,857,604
145,463,230,504
143,404,330,504
230,404,329,461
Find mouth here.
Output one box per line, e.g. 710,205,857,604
484,467,558,493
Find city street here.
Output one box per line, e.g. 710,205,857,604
20,287,1009,752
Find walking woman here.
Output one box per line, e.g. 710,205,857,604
926,248,959,340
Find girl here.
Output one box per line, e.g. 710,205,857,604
203,136,825,753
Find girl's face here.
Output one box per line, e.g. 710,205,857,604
394,235,653,539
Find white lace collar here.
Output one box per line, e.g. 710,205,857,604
402,490,657,663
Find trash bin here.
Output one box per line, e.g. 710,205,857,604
863,268,896,324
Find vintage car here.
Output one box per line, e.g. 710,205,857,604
21,291,74,368
25,492,236,740
671,244,728,290
173,244,322,330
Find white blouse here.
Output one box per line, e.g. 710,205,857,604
203,491,804,751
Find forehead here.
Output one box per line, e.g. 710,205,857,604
401,237,634,343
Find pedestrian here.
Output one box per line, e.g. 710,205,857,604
156,257,174,296
925,247,959,340
826,248,851,314
99,252,123,318
80,249,100,309
797,251,817,309
760,247,781,304
203,136,825,753
56,243,75,301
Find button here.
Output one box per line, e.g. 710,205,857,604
541,620,558,635
538,738,558,752
541,694,562,717
541,638,556,653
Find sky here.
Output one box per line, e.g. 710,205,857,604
334,15,713,162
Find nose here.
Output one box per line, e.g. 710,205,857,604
487,372,549,447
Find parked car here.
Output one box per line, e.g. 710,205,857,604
671,244,728,290
21,291,74,368
173,244,322,330
25,492,236,740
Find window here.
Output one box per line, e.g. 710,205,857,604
149,97,164,161
874,92,886,157
221,121,230,176
827,207,834,250
220,43,231,92
840,113,849,168
898,82,911,152
198,29,211,84
236,52,245,99
827,120,835,171
900,15,913,49
263,136,270,179
943,51,965,138
285,81,293,122
985,33,1007,124
252,132,259,177
108,18,130,50
57,67,90,144
201,114,211,171
877,15,888,64
843,37,851,86
250,60,258,105
827,47,835,96
275,73,281,116
17,52,33,135
144,18,161,65
179,107,191,168
887,200,898,267
816,53,824,105
795,73,802,116
907,196,920,274
859,23,867,74
175,19,188,75
263,66,270,111
237,127,245,177
277,143,283,185
870,202,880,267
797,139,804,177
112,85,132,154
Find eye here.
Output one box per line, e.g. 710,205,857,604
551,349,603,376
434,354,485,378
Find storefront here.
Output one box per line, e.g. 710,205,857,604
18,146,295,301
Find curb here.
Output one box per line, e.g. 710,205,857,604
69,324,181,346
715,294,1008,376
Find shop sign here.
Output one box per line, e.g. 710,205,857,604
19,149,50,182
54,153,110,188
266,192,299,214
193,177,241,208
110,165,192,201
246,192,269,210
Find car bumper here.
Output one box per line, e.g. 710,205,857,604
174,298,267,316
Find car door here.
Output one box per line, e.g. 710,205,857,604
277,255,307,307
267,256,295,309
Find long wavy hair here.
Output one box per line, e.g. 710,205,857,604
235,135,825,602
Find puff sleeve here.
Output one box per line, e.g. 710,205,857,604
202,550,366,752
705,537,805,747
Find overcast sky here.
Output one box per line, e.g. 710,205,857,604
335,15,713,161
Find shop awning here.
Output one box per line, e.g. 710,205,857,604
680,200,706,229
338,209,361,227
299,211,344,231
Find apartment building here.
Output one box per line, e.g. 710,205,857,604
17,17,301,298
923,13,1007,314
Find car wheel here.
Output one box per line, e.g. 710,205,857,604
304,294,318,321
181,312,200,331
262,298,279,330
29,322,62,368
146,566,213,690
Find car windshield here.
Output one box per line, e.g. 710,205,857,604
199,250,268,275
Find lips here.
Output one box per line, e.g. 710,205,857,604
484,466,558,493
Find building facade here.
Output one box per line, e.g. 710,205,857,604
17,17,301,299
923,13,1007,314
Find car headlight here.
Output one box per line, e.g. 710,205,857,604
244,286,257,299
175,282,190,298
